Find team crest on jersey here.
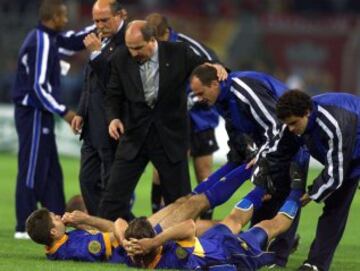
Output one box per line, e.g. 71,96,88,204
88,240,101,254
175,247,188,259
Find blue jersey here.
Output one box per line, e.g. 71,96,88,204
12,23,94,116
152,224,275,270
169,28,219,132
270,93,360,202
45,229,129,263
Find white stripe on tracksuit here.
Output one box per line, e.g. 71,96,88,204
311,106,344,201
26,109,42,188
34,30,66,115
230,77,282,157
177,33,213,60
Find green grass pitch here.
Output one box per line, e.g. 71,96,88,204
0,152,359,270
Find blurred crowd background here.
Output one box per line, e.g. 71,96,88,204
1,0,360,108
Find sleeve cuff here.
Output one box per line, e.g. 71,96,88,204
90,50,101,61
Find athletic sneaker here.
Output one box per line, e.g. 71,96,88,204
268,263,284,269
14,231,30,240
298,263,322,271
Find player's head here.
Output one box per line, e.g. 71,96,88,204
146,13,170,41
124,217,157,267
276,89,313,135
26,208,66,246
39,0,68,31
125,20,157,64
92,0,125,38
190,64,221,106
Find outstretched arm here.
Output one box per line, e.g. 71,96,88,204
62,210,114,232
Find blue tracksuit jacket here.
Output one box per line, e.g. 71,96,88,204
169,28,219,132
12,23,95,115
268,93,360,202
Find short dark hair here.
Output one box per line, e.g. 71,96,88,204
146,13,169,39
190,64,218,86
276,89,313,120
39,0,64,21
26,208,54,246
125,217,155,240
124,217,156,267
140,22,157,42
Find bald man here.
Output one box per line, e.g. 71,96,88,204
99,20,226,221
71,0,127,215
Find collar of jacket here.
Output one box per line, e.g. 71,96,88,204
112,20,126,45
304,101,318,134
37,22,59,36
168,27,178,42
217,75,234,103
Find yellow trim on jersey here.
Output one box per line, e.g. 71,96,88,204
102,232,112,259
112,237,120,248
177,237,205,258
45,234,69,255
147,247,163,269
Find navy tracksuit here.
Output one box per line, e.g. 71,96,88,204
168,28,219,133
267,93,360,271
12,23,93,231
215,71,310,266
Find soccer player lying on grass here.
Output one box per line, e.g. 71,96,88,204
25,209,130,263
120,187,303,270
25,163,253,263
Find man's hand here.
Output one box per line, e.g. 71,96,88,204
246,157,257,169
71,115,83,134
123,238,155,256
62,210,90,227
204,63,228,81
63,110,76,125
83,33,102,53
300,193,311,206
114,218,128,244
108,119,125,140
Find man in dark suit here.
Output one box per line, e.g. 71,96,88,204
70,0,126,215
99,20,226,221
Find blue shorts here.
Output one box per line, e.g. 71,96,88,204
202,224,275,271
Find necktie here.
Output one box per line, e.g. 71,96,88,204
142,60,157,108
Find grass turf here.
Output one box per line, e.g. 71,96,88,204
0,152,359,270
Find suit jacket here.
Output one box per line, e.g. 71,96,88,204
105,41,206,162
77,26,126,149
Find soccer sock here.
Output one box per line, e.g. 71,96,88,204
245,227,269,250
235,186,266,211
204,164,252,208
278,189,302,219
153,224,163,235
192,162,237,195
151,183,163,214
200,208,214,220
